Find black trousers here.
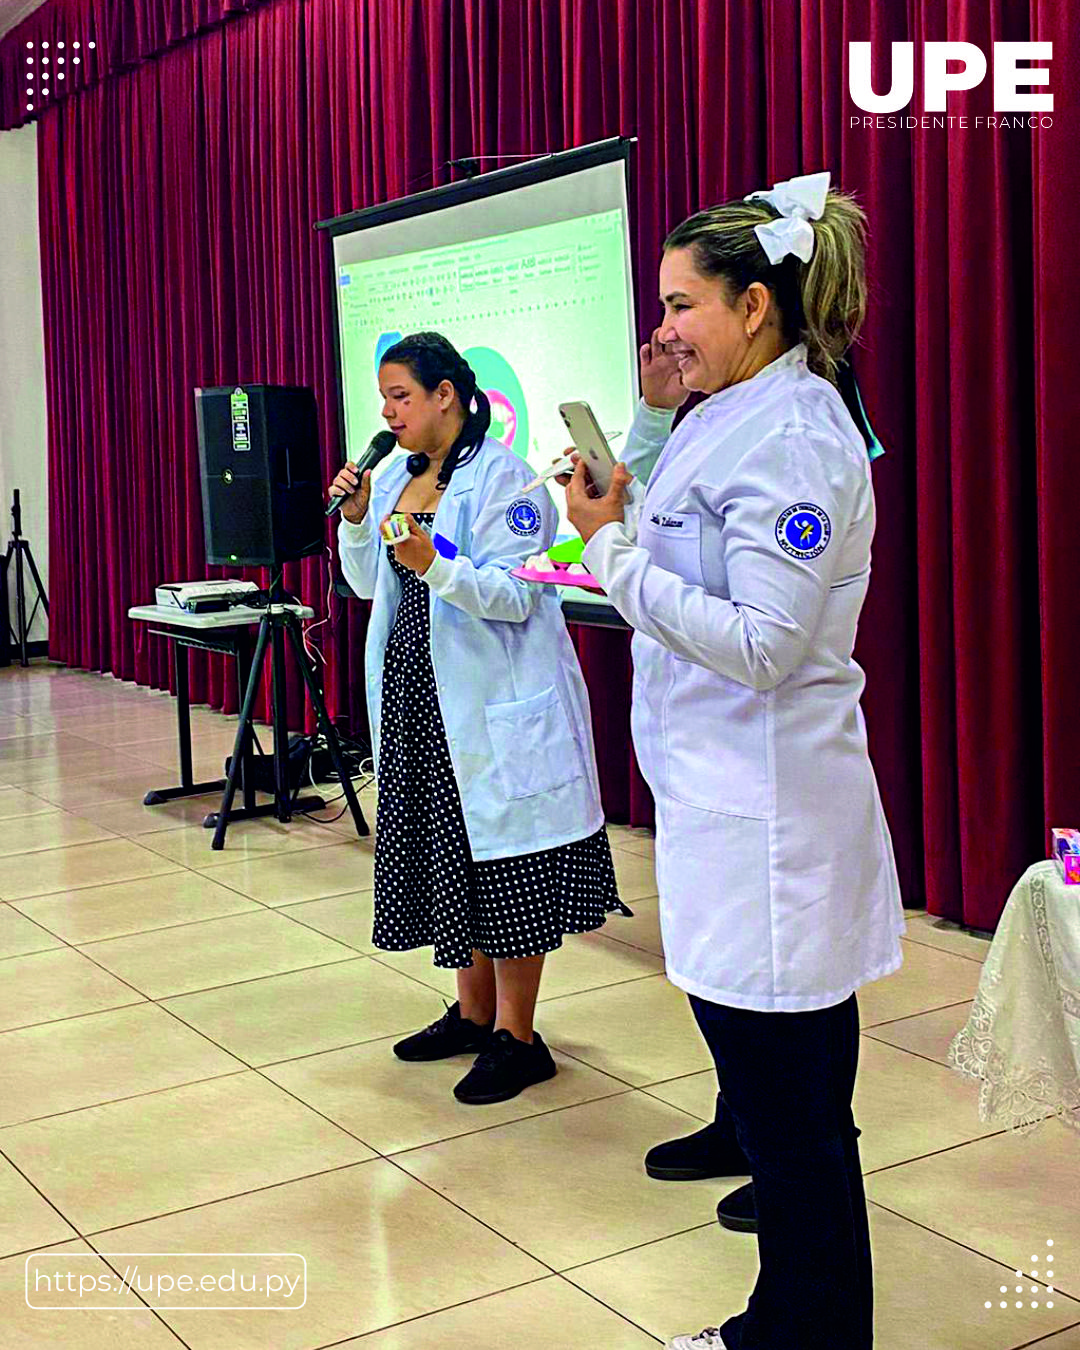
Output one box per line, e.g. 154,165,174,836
689,991,873,1349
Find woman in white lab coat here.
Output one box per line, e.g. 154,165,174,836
330,332,625,1107
567,174,903,1350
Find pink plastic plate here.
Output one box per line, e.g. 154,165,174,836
511,562,605,593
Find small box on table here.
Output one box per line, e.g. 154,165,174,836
1051,828,1080,884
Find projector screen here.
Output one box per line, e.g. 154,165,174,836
320,141,638,599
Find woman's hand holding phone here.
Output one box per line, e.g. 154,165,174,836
566,460,634,544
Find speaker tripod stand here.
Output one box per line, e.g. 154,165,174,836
205,588,369,849
2,490,49,668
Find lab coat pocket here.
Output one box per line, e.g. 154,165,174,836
639,511,703,584
484,685,586,800
664,665,770,820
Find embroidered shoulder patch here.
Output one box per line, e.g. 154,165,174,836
506,499,542,537
775,503,831,559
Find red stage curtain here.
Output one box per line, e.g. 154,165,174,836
6,0,1078,928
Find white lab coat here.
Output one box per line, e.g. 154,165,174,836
338,436,605,861
583,344,905,1012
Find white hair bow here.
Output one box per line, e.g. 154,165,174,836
744,170,831,265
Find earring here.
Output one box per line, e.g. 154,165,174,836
746,327,755,340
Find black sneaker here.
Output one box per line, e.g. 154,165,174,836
645,1120,752,1181
453,1029,558,1104
716,1182,757,1233
393,1002,494,1062
645,1095,751,1180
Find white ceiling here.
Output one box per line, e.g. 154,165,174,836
0,0,49,41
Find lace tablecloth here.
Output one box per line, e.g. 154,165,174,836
950,862,1080,1132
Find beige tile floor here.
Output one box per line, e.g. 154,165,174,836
1,663,1078,1348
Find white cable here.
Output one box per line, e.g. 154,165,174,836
301,545,335,667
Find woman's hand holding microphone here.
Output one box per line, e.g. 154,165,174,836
328,464,373,524
327,464,435,574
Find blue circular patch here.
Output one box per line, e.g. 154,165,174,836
506,499,542,537
776,502,831,559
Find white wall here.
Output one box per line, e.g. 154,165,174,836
0,121,49,647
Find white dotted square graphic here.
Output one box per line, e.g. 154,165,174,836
985,1241,1058,1314
22,37,95,113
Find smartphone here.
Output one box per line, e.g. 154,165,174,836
558,401,617,494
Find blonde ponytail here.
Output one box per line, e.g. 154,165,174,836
800,193,868,381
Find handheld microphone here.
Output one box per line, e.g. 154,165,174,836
325,429,399,516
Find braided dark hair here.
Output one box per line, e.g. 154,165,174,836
379,332,492,491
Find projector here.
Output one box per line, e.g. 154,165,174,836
156,580,259,613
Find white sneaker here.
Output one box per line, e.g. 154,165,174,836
666,1330,727,1350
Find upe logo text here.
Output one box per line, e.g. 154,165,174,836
849,42,1052,113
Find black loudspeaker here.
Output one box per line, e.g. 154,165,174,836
195,384,325,567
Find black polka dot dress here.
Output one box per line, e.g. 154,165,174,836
373,515,629,969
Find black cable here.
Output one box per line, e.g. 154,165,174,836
296,732,374,825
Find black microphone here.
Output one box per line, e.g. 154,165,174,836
325,430,398,516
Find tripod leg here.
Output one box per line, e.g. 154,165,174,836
284,617,370,837
14,538,28,667
1,544,12,651
211,615,270,850
236,630,256,813
270,619,291,822
22,542,49,616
